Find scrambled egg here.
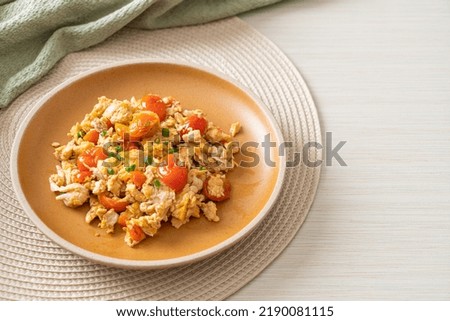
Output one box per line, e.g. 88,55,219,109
49,94,241,247
206,174,226,198
54,183,89,207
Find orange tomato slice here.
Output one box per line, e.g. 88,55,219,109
142,94,167,121
130,171,147,189
75,170,92,183
98,193,129,212
129,225,145,242
129,111,160,140
77,146,107,172
114,123,129,139
118,212,129,227
83,129,99,143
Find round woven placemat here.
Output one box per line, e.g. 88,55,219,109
0,17,321,300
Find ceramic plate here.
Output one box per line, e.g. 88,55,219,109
10,61,285,269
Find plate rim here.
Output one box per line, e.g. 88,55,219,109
10,59,286,269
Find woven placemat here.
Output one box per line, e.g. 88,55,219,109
0,17,321,300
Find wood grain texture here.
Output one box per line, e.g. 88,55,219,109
232,0,450,300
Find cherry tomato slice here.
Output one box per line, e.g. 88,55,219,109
92,146,108,161
114,123,129,139
129,225,145,242
83,129,99,143
130,171,147,189
105,118,113,129
114,123,142,151
180,115,208,136
202,177,231,202
98,193,129,212
118,212,130,227
75,170,92,183
142,94,167,121
77,153,94,172
129,111,160,140
157,154,188,193
77,146,108,172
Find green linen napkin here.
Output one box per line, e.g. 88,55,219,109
0,0,281,109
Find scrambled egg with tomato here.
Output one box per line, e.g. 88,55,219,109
49,94,241,247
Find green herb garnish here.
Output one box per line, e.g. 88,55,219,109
115,146,123,152
200,166,206,170
153,179,161,188
162,128,170,137
144,155,153,166
154,138,160,144
77,130,85,138
168,148,175,154
101,130,107,137
163,141,169,146
107,168,114,175
125,164,136,172
108,151,123,161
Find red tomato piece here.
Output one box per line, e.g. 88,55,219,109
130,171,147,189
105,118,113,129
157,154,188,193
75,170,91,183
142,94,167,121
98,193,129,212
180,115,208,136
92,146,108,161
77,153,94,172
129,225,145,242
77,146,108,172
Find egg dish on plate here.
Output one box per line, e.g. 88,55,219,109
49,94,241,247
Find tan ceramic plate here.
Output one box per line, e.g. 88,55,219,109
10,61,285,269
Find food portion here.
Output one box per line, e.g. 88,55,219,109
49,94,241,247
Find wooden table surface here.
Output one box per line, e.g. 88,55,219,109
231,0,450,300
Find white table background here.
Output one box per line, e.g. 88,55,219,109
231,0,450,300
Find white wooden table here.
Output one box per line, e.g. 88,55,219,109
231,0,450,300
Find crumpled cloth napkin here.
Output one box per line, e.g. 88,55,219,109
0,0,281,109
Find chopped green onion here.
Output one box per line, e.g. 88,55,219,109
101,130,107,137
77,130,85,138
154,138,160,144
108,152,123,161
162,128,170,137
107,168,114,175
115,145,123,152
144,155,153,166
168,148,175,154
153,179,161,188
163,141,169,146
125,164,136,172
